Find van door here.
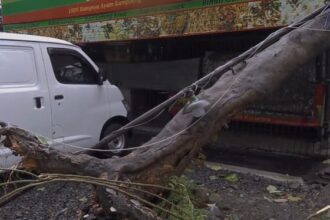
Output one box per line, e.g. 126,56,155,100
41,45,110,151
0,41,52,136
0,41,52,166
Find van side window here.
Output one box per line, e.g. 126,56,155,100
0,47,37,86
48,49,98,85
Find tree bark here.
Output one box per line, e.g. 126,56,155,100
1,8,330,219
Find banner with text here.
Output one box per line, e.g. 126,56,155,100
3,0,325,43
2,0,187,24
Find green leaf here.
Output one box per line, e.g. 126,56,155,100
287,195,302,202
37,136,48,145
225,174,238,183
79,197,88,202
205,162,222,171
266,185,281,194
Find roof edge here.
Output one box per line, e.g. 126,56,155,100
0,32,73,45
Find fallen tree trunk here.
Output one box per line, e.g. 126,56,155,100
88,5,327,152
1,7,330,219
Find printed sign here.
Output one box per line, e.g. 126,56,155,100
3,0,187,24
3,0,326,43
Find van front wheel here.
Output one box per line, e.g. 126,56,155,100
101,123,127,156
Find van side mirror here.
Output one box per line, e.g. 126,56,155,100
97,68,107,85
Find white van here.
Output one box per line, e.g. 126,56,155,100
0,33,128,167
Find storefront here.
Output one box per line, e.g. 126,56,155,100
3,1,330,155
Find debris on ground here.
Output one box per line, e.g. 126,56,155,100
0,161,330,220
185,162,330,220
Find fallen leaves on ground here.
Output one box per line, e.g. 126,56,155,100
205,162,222,171
266,185,281,194
287,195,302,202
225,174,238,183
